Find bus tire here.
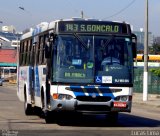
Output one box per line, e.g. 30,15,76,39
44,111,56,124
24,88,33,115
39,89,45,118
106,112,118,124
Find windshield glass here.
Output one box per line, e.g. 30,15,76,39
52,34,133,85
52,34,94,83
94,35,133,84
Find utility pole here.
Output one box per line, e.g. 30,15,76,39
143,0,148,101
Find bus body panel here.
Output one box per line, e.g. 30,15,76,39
17,66,31,102
17,65,46,108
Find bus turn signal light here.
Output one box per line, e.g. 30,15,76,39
52,93,58,99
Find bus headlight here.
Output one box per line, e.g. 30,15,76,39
114,96,128,102
58,94,73,100
120,96,128,102
52,93,73,100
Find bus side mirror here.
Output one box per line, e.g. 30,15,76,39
49,32,55,42
45,32,56,59
131,34,137,59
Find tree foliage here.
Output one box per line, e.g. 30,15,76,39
149,44,160,54
150,68,160,77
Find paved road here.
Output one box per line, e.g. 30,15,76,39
0,84,160,136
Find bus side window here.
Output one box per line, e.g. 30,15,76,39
42,35,48,64
43,68,46,75
36,38,40,65
26,40,30,65
29,39,33,65
23,41,27,65
28,39,32,65
39,36,44,64
19,42,24,66
45,37,51,59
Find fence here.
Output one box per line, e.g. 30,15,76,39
134,68,160,94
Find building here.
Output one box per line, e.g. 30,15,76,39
0,49,17,79
133,30,153,52
0,25,22,80
1,25,16,33
0,31,21,49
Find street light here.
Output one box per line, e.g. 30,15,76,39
143,0,149,101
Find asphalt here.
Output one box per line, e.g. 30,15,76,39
2,82,160,108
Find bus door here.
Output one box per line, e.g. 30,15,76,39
30,42,36,104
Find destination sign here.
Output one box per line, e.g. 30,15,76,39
58,21,128,34
65,72,86,78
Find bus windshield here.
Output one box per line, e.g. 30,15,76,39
52,34,133,85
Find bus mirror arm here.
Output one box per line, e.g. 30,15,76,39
131,34,137,59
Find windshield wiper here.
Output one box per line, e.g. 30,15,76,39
73,33,88,50
102,35,115,50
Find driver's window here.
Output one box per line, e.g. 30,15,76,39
57,38,67,67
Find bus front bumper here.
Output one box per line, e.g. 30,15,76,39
49,99,132,113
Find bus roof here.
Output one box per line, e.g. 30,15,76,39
21,18,130,40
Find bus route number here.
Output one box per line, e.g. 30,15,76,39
65,24,78,32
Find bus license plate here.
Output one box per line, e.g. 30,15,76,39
113,102,127,108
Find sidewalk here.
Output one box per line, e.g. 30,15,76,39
133,93,160,108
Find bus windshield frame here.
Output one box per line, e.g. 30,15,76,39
51,33,134,86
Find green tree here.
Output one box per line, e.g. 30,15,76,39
150,68,160,77
149,37,160,54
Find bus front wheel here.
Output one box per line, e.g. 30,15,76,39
106,112,118,124
24,91,33,115
44,111,57,124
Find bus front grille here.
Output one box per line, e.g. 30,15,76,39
75,105,111,112
76,96,111,102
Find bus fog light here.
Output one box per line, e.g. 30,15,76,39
57,103,62,108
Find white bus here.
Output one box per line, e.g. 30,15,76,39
17,18,137,123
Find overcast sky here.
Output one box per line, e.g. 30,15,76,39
0,0,160,36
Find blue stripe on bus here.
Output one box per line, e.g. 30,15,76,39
34,66,40,97
28,67,32,95
69,86,85,97
69,86,115,98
